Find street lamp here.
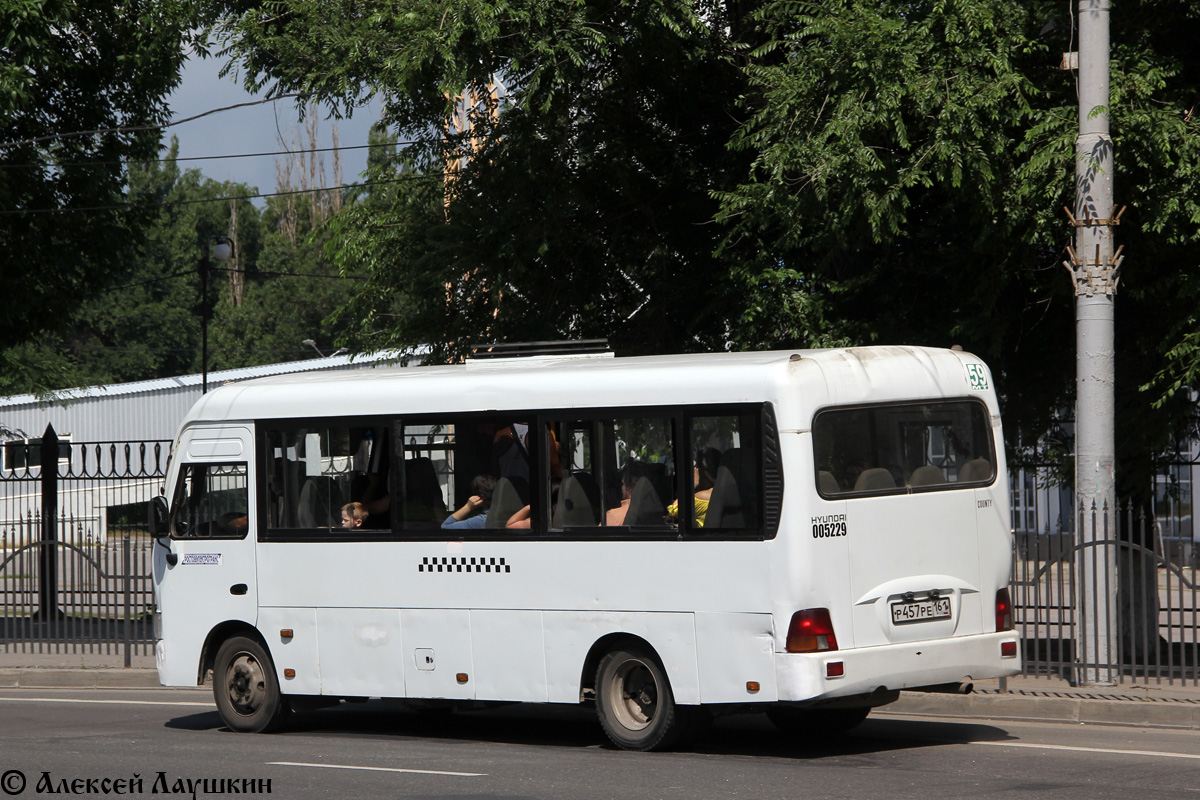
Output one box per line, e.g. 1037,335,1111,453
302,339,348,358
201,236,233,394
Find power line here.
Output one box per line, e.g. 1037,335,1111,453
0,173,438,216
0,140,421,171
0,93,307,149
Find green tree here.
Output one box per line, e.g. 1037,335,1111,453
210,188,361,368
0,0,202,353
720,0,1200,493
210,0,751,361
0,140,265,393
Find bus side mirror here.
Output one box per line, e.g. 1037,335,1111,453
149,496,170,538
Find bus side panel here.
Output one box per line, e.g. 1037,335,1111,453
315,608,405,697
976,459,1014,608
694,612,777,703
259,606,321,694
400,609,475,699
542,611,698,705
470,610,548,701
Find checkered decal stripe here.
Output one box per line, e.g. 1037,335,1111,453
419,556,511,573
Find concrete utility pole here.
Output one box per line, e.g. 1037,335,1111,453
1063,0,1123,686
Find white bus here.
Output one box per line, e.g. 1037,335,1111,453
149,346,1020,750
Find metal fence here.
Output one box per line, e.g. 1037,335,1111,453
1013,500,1199,686
0,428,169,665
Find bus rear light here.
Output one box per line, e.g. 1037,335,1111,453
1001,641,1018,658
786,608,839,653
826,661,845,678
995,588,1013,632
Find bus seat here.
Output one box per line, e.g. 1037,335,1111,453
555,472,600,528
706,465,744,528
297,476,343,528
959,458,994,483
907,465,944,487
818,470,839,495
623,477,667,527
707,448,758,528
853,468,895,492
403,456,446,523
486,476,529,528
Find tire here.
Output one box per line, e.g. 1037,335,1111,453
212,635,291,733
765,705,870,738
595,646,697,751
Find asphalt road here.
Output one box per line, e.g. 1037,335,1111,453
0,689,1197,800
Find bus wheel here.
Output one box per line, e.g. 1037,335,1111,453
765,706,870,738
213,636,291,733
595,647,689,751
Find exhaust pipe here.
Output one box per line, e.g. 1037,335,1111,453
910,681,974,695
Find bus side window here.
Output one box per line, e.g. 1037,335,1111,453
689,414,761,531
171,463,248,539
266,424,389,531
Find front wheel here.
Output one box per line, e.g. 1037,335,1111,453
212,635,291,733
595,647,697,751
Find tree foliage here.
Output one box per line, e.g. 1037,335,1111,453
724,0,1200,490
211,0,752,359
0,0,202,350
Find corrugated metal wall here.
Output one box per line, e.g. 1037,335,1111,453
0,355,396,445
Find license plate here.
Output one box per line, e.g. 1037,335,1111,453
891,597,952,625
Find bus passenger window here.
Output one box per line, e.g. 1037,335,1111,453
601,417,673,530
688,415,761,530
266,425,389,531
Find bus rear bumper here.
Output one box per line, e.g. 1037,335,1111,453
775,632,1021,705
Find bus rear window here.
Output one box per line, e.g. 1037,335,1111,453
812,400,994,497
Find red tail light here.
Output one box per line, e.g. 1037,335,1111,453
786,608,839,653
995,588,1013,632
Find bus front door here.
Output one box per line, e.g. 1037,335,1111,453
154,426,259,686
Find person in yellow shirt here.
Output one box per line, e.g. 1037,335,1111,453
668,448,720,527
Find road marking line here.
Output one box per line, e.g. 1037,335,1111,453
268,762,485,777
0,697,212,708
972,740,1200,761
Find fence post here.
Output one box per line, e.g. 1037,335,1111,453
37,424,61,619
123,534,132,668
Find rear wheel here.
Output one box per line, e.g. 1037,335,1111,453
212,635,291,733
595,646,698,751
765,705,870,738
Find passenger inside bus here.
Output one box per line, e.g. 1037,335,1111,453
441,474,497,530
341,502,369,529
667,448,720,527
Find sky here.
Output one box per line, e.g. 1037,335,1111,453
165,55,382,202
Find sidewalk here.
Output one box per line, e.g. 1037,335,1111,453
883,674,1200,730
2,650,1199,729
0,650,162,690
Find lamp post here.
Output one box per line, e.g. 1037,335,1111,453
1065,0,1120,686
201,236,233,394
302,339,348,358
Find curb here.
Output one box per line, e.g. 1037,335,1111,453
883,690,1200,730
0,669,163,690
